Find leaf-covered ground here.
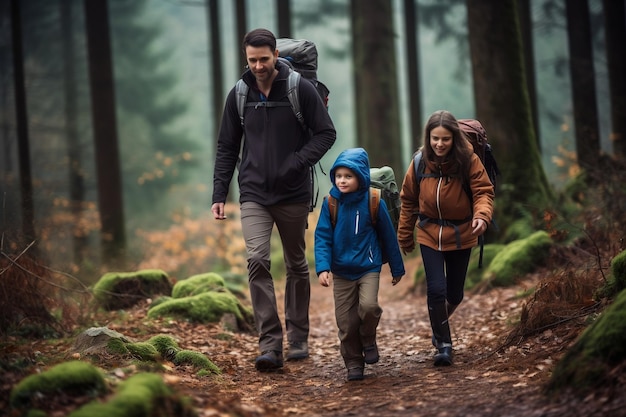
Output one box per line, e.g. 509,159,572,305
1,257,625,417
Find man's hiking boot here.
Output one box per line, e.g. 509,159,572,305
363,344,379,364
255,350,283,371
286,341,309,361
347,367,364,381
434,346,453,367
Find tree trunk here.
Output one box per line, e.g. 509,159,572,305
276,0,291,38
208,0,223,139
518,0,540,150
404,0,422,152
84,0,127,266
351,0,402,176
467,0,552,225
602,0,626,160
10,0,37,246
565,0,601,172
235,0,247,73
61,0,88,264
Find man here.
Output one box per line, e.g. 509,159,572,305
211,28,336,371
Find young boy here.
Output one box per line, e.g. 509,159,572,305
314,148,405,381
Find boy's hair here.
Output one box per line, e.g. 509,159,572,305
242,28,276,52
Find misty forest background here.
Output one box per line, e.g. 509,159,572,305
1,0,625,286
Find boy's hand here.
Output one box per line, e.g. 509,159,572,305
318,271,332,287
392,275,403,286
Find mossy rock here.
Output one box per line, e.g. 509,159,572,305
10,361,107,408
481,231,552,288
147,290,253,327
465,243,506,290
216,271,249,298
93,269,173,310
67,372,195,417
610,249,626,291
174,350,221,374
546,288,626,393
147,334,181,361
171,272,225,298
73,327,133,356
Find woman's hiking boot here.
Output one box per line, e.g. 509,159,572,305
434,346,453,366
429,302,453,366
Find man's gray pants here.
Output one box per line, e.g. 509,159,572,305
240,201,311,354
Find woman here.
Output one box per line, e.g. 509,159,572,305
397,110,494,366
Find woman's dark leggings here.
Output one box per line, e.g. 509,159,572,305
419,245,472,308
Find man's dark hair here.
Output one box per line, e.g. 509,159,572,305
242,28,276,52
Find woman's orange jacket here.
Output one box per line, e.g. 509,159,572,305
397,153,495,253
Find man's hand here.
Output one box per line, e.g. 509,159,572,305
318,271,332,287
392,275,403,286
212,202,226,220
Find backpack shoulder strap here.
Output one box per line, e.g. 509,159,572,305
235,79,248,127
413,151,425,195
369,187,381,227
286,70,304,129
327,194,338,228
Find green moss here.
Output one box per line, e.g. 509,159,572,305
465,244,506,290
92,269,172,310
150,296,172,308
147,334,181,358
547,288,626,393
171,272,225,298
10,361,106,408
174,350,221,374
610,249,626,291
126,342,159,361
483,231,553,287
147,290,246,323
26,410,47,417
217,271,249,298
68,372,195,417
106,338,130,355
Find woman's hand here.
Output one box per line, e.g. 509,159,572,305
471,218,487,236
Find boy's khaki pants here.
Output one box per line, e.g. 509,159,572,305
333,272,382,369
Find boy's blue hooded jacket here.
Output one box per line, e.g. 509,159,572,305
314,148,405,280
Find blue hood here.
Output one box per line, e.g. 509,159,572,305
329,148,371,200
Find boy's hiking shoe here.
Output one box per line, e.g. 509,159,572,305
286,341,309,361
255,350,283,371
347,367,364,381
363,344,379,364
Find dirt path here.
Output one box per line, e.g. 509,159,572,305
179,258,625,417
4,258,623,416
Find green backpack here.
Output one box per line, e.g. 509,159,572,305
326,166,401,232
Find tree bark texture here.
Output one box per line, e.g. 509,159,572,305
602,0,626,160
466,0,552,220
565,0,601,171
404,0,422,151
84,0,127,265
351,0,403,177
10,0,37,245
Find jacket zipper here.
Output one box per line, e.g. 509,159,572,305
355,210,360,234
436,176,444,250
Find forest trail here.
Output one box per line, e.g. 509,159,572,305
175,258,624,417
3,257,624,417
